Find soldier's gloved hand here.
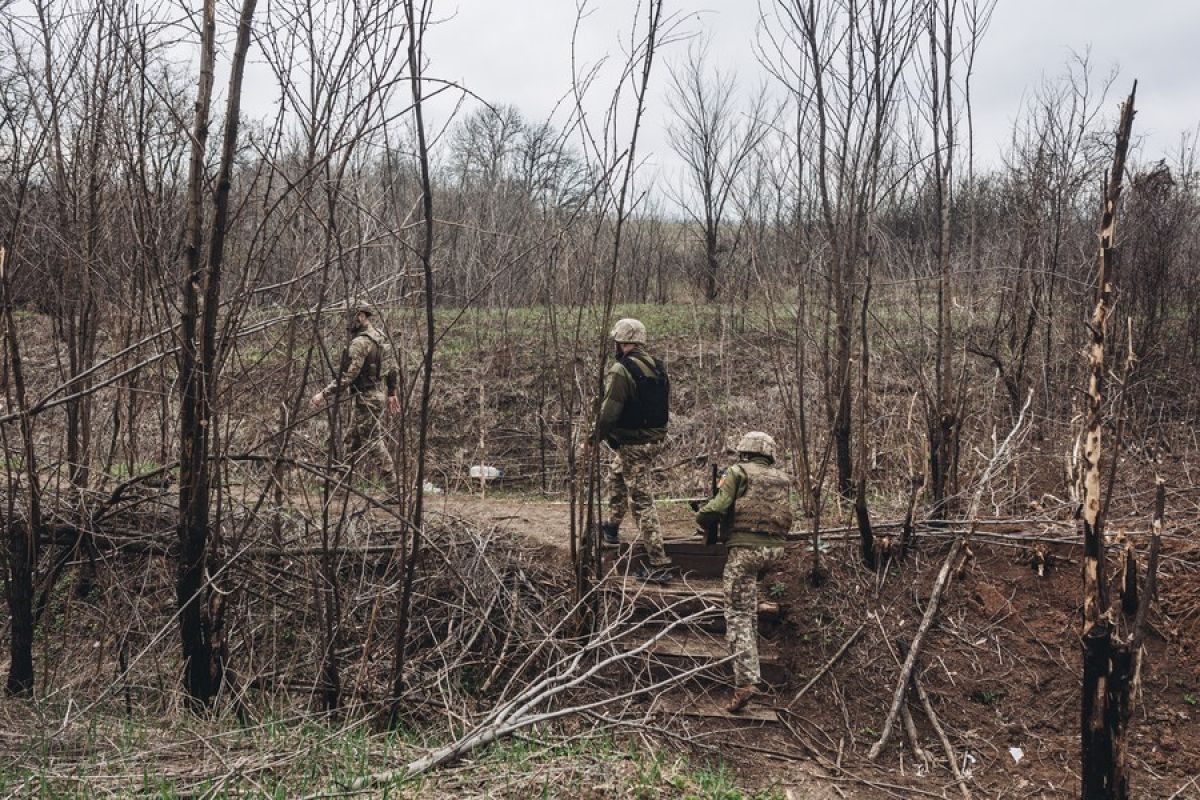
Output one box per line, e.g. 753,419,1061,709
387,395,401,415
310,390,325,409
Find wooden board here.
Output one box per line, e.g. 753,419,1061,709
651,693,780,722
601,575,781,621
644,630,780,663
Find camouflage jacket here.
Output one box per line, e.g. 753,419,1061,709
324,325,398,397
594,347,668,447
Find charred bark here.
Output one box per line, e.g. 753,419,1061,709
855,262,874,567
1081,622,1113,799
175,0,257,708
1078,82,1136,800
2,244,44,698
899,473,923,558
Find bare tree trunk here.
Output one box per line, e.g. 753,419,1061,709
391,0,435,721
1078,83,1136,800
833,259,853,498
176,0,257,708
854,258,874,567
1,245,43,697
579,0,666,609
929,0,956,517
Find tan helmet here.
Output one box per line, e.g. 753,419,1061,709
610,317,647,344
350,299,374,317
736,431,777,462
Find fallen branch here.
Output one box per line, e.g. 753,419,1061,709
915,671,970,800
329,598,726,795
899,639,970,800
901,700,934,770
789,623,864,707
867,537,963,761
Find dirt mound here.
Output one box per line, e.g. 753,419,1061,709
438,492,1200,798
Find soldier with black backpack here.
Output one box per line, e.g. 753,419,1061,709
594,318,675,583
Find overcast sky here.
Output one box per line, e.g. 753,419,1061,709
414,0,1199,190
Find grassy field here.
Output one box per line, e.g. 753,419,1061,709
0,705,787,799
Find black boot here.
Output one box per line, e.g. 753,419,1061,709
601,522,620,546
634,563,676,584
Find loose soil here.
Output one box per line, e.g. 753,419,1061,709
430,490,1200,799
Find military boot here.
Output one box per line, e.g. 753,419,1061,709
600,521,620,546
633,563,676,584
726,685,759,713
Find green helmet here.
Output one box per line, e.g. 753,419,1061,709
736,431,777,463
610,317,647,344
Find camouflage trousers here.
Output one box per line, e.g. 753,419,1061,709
606,442,670,567
724,546,785,688
345,390,398,492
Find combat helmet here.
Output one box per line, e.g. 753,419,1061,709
736,431,777,463
349,299,374,317
610,318,647,345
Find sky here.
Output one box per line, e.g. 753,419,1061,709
413,0,1199,190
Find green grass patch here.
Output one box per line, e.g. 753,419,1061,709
2,710,784,799
106,460,163,480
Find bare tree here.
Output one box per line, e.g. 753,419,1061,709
175,0,258,707
390,0,435,721
761,0,924,496
667,40,769,301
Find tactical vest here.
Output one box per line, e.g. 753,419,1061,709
615,353,669,430
345,330,383,393
730,461,792,538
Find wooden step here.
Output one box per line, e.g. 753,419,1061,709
600,574,782,623
615,628,789,687
650,693,779,722
602,539,729,577
604,537,802,578
644,630,780,663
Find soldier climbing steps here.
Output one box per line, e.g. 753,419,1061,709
600,531,792,720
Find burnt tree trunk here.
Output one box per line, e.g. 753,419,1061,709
1108,643,1134,800
2,244,44,698
899,473,923,558
854,261,875,567
175,0,217,709
175,0,256,708
1081,622,1114,799
832,244,854,498
391,0,437,722
1078,83,1136,800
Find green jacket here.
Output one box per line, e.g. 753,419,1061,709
696,455,791,548
594,347,667,446
324,325,398,398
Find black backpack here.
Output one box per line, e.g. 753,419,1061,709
615,353,669,429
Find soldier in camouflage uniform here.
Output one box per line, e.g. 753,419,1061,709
595,318,674,582
695,431,793,712
310,301,400,494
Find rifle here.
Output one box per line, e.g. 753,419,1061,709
692,463,732,546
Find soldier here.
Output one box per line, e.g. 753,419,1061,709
310,301,401,494
695,431,793,712
595,318,674,583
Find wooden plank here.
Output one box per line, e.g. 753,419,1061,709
601,576,782,621
642,630,780,663
652,694,779,722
